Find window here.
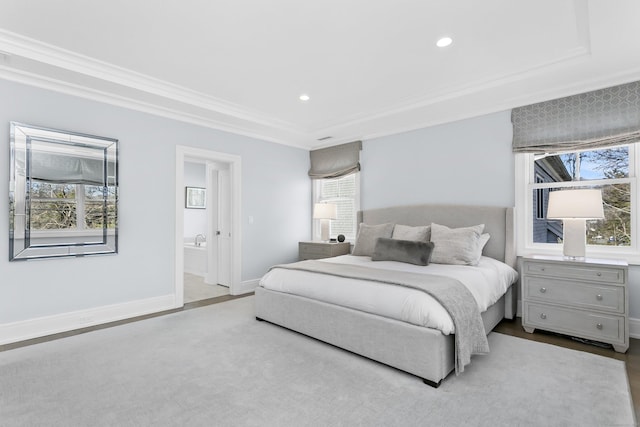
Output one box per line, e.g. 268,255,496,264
535,174,545,220
29,182,116,233
312,173,360,241
516,143,638,261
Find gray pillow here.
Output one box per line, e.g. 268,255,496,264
352,223,394,256
430,223,485,266
371,238,434,266
392,224,430,242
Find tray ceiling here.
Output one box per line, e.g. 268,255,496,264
1,1,639,149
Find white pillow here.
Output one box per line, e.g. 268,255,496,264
392,224,430,242
430,223,485,266
352,223,395,256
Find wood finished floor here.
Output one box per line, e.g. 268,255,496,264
494,317,640,419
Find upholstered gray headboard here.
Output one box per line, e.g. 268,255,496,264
357,204,516,268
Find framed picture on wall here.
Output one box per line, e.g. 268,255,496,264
185,187,206,209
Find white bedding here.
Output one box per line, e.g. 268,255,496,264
259,255,518,335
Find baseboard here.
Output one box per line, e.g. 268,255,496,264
629,317,640,339
232,279,260,295
0,294,177,346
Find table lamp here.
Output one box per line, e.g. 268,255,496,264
547,189,604,258
313,203,338,242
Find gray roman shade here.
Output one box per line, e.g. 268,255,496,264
308,140,362,179
512,80,640,153
30,151,106,185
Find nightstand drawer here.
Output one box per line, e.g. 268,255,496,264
524,302,625,344
299,243,332,257
523,277,625,313
523,261,625,284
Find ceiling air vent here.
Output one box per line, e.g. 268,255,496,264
317,136,333,141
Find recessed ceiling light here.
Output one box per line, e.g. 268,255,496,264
436,37,453,48
299,94,310,101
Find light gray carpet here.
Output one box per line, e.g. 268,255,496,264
0,296,635,427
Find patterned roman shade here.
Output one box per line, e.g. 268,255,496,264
512,81,640,153
308,140,362,179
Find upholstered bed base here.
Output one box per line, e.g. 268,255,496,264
255,204,517,386
255,285,515,387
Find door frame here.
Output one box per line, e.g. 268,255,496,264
175,145,242,306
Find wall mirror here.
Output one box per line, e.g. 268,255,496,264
9,122,118,260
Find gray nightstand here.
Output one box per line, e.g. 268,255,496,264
521,255,628,353
299,241,351,261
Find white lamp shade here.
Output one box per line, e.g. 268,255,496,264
547,189,604,220
313,203,338,220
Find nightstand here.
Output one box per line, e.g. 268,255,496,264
521,255,628,353
298,241,351,261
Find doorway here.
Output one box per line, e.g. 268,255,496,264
175,146,242,307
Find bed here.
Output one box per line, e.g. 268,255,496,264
255,204,518,387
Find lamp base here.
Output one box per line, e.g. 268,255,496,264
562,218,586,258
319,219,330,242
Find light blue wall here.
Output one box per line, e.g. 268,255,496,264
0,79,309,323
361,111,515,209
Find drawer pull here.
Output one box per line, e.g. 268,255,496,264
596,294,603,301
540,267,545,272
540,287,546,293
597,272,602,277
596,323,603,330
540,313,547,320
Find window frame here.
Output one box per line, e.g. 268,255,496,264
515,143,640,263
29,182,113,238
312,172,361,242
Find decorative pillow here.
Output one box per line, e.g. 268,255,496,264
352,223,395,256
479,233,491,250
371,238,434,266
392,224,430,242
430,223,485,266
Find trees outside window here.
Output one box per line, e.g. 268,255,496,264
29,182,116,231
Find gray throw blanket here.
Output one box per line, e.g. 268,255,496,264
269,260,489,374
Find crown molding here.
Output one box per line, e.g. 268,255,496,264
308,1,593,134
314,49,589,134
2,1,637,151
0,29,311,142
0,65,313,150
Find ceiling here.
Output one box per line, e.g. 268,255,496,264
0,1,639,149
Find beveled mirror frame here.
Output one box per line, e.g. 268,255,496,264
9,122,118,260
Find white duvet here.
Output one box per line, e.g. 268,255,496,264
259,255,518,335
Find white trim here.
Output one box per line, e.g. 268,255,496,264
235,279,261,295
0,29,300,134
0,294,175,345
629,317,640,339
0,66,310,150
311,173,360,242
175,146,242,304
515,148,640,265
2,11,640,152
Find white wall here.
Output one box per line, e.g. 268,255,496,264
0,79,309,328
183,162,207,242
361,111,515,210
